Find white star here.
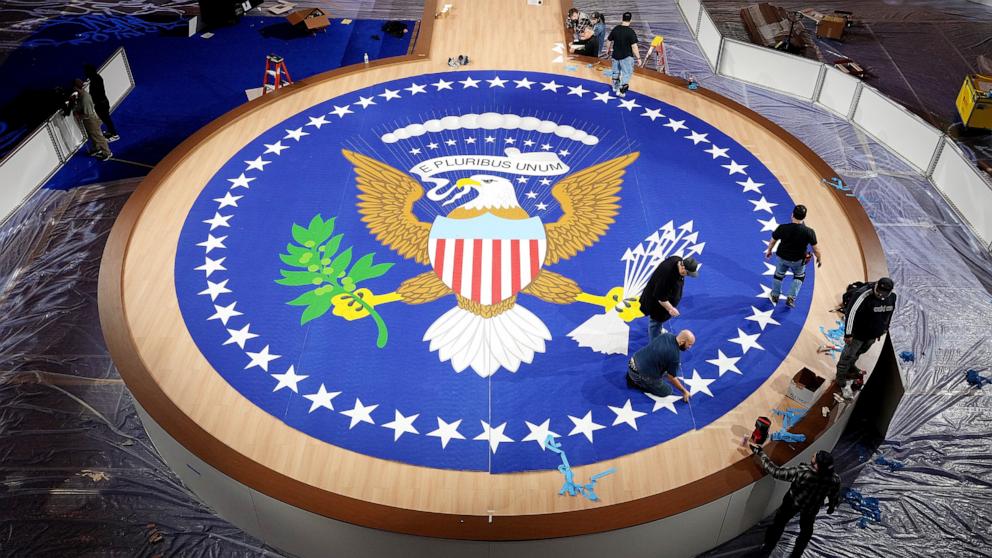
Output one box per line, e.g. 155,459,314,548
213,192,242,209
541,80,562,92
558,149,570,156
459,76,480,88
487,76,508,88
427,142,439,149
567,84,588,96
540,143,552,151
705,145,729,159
224,323,258,348
516,176,528,184
706,350,742,376
305,115,330,129
641,108,664,121
618,98,641,111
355,96,376,108
427,417,465,449
685,131,710,144
750,196,778,213
245,156,270,171
432,78,453,91
378,88,401,100
758,216,780,232
227,173,255,189
409,147,421,155
208,301,242,325
271,365,308,393
757,284,774,299
746,306,780,330
474,421,513,453
763,262,777,276
521,419,560,450
484,136,495,143
664,118,688,131
245,345,281,372
465,137,476,144
609,399,647,430
504,137,516,144
303,383,340,413
684,370,716,397
197,234,228,252
329,105,353,118
593,90,615,103
263,141,289,155
195,256,226,277
445,139,456,146
729,328,765,354
202,212,232,230
535,202,548,211
283,127,309,141
722,160,748,175
525,191,538,199
523,139,535,147
644,392,682,414
382,409,420,441
198,278,231,301
568,411,606,442
404,83,427,95
341,398,378,429
738,178,765,193
514,77,535,89
539,177,551,186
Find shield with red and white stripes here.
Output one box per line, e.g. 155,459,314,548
428,216,548,305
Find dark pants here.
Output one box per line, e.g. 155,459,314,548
836,337,874,387
627,360,673,397
94,102,117,137
762,495,818,557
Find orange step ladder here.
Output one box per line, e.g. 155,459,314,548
262,54,292,95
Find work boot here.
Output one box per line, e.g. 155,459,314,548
786,296,796,308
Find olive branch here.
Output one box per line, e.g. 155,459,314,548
275,214,393,348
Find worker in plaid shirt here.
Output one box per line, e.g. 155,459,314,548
752,447,842,557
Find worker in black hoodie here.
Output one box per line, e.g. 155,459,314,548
837,277,896,398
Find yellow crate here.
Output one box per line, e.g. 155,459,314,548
956,74,992,130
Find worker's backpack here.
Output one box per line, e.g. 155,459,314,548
839,281,869,315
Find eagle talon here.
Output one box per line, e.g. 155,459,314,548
332,288,401,321
576,287,644,322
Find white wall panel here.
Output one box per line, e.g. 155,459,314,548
719,39,822,100
100,48,134,110
0,125,61,218
816,66,860,117
697,8,722,69
931,139,992,247
852,86,943,172
677,0,702,35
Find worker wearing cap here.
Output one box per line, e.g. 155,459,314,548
837,277,896,399
639,255,701,341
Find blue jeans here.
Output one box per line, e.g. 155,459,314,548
611,56,635,87
628,361,673,397
593,23,606,56
648,317,669,341
771,257,807,299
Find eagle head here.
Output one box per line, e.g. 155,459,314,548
446,175,528,219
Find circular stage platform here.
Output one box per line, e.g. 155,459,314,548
99,1,888,555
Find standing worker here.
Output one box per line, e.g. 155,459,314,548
751,447,842,557
766,204,822,308
639,255,700,340
73,79,112,161
606,12,641,97
837,277,896,399
84,64,119,142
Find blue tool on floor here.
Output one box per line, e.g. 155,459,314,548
966,369,991,388
769,407,808,443
899,351,915,362
843,488,882,528
545,435,616,501
875,455,905,471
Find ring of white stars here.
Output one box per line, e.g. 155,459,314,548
187,73,793,460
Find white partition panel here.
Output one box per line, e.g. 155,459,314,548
49,112,86,161
718,39,822,100
816,66,860,118
931,139,992,248
696,7,722,70
852,86,944,173
100,48,134,110
677,0,702,35
0,125,62,213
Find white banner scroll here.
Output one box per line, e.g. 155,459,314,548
411,148,570,205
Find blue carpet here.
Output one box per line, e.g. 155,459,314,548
172,70,814,472
0,14,413,188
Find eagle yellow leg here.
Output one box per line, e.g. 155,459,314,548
574,286,644,323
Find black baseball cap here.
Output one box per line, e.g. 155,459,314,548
682,256,700,277
876,277,894,294
793,205,807,220
815,450,834,472
622,12,632,21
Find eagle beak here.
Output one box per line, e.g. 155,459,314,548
455,178,481,188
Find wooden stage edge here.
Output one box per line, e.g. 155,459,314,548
98,0,890,541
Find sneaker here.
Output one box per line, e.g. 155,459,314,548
612,80,620,95
841,385,855,400
458,55,469,65
769,292,779,305
619,84,629,97
447,57,459,67
95,152,112,161
786,296,796,308
107,134,120,142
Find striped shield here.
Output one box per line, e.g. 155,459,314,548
428,215,547,305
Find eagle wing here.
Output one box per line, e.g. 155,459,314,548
342,149,432,265
544,152,639,265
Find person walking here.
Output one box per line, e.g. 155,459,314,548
638,255,700,340
606,12,641,97
837,277,896,399
73,78,112,161
84,64,119,142
766,204,822,308
626,329,694,402
751,447,841,557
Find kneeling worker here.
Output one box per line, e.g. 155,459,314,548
627,330,695,402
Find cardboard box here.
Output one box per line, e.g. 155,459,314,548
788,367,825,406
817,15,846,39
